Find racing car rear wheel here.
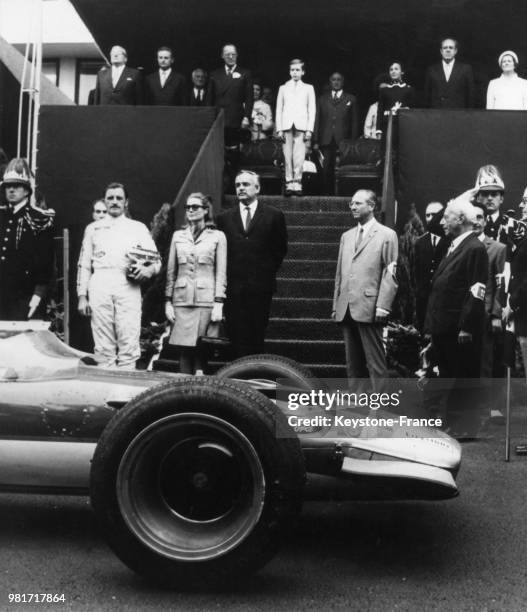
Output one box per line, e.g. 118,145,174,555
90,376,305,588
215,353,325,390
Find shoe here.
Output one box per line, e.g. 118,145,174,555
515,444,527,455
284,188,292,196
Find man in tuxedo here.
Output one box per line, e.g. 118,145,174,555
145,46,187,106
424,38,475,108
94,45,143,105
207,44,253,157
332,190,398,389
216,171,287,357
413,201,449,332
425,197,488,436
314,72,359,195
189,68,209,106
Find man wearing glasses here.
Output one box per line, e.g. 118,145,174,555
332,190,398,390
424,38,475,108
77,182,160,369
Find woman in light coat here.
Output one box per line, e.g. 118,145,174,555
165,193,227,374
486,50,527,110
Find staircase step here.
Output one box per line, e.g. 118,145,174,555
268,317,341,340
265,339,345,364
277,278,334,298
271,297,333,318
288,242,340,259
288,225,344,242
281,259,337,279
284,210,350,225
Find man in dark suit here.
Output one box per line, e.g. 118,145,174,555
413,201,449,332
94,45,143,105
425,196,488,437
145,46,187,106
216,170,287,357
207,44,253,155
314,72,359,195
189,68,209,106
424,38,475,108
0,158,55,320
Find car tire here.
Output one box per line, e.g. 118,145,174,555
90,376,305,588
215,353,325,391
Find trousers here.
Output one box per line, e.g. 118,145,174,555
89,270,141,368
283,127,306,184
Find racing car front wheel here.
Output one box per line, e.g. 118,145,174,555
90,376,305,588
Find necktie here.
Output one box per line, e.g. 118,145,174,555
243,206,251,231
160,71,167,86
431,234,437,248
447,243,455,256
355,227,364,251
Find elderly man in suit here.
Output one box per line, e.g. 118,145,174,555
207,44,253,148
314,72,359,195
189,68,209,106
425,195,488,437
332,189,398,390
424,38,475,108
413,201,449,332
276,59,316,196
216,170,287,357
94,45,143,105
145,46,187,106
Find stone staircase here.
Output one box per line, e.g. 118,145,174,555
223,195,350,378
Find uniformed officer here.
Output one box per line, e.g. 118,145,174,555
0,158,55,320
77,182,161,368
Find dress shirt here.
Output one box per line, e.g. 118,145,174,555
332,90,343,100
357,216,376,238
239,200,257,224
194,87,204,101
442,59,454,82
111,65,124,88
226,64,237,76
159,68,171,86
447,229,473,255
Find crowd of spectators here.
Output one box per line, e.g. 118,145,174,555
90,40,527,194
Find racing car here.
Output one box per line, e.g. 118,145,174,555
0,326,461,588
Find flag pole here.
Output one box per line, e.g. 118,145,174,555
381,111,395,228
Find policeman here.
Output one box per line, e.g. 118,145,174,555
77,182,161,368
0,158,55,320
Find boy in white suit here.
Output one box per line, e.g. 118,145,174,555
276,59,316,196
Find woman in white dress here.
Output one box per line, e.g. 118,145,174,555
165,193,227,374
486,50,527,110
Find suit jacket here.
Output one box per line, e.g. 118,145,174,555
481,236,506,318
165,228,227,307
314,90,359,145
216,202,287,294
94,66,143,105
424,61,475,108
508,237,527,336
413,232,449,331
145,70,187,105
333,220,398,323
425,233,488,335
207,66,253,128
276,80,316,133
189,87,209,106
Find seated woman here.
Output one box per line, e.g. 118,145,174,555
375,61,414,138
487,50,527,110
251,82,274,141
164,193,227,374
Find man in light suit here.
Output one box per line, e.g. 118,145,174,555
94,45,143,106
276,59,316,196
216,170,287,357
425,196,488,436
314,72,359,195
332,190,398,389
424,38,475,108
145,46,187,106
